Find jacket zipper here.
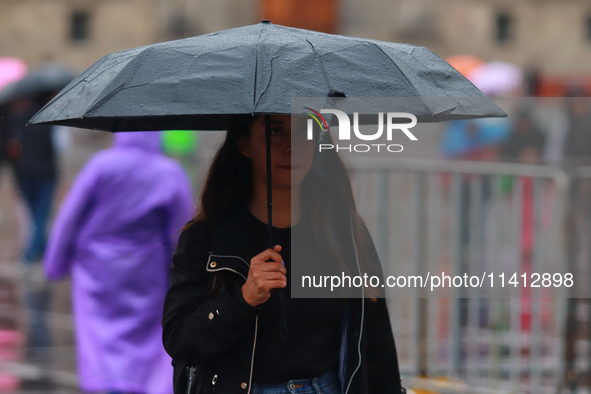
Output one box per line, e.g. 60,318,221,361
344,213,364,394
247,315,258,394
206,253,257,392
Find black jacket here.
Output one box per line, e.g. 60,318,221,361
6,103,57,178
162,203,406,394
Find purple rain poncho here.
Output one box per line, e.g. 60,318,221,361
44,131,194,394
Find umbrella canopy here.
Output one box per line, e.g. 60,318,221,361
28,20,507,240
30,21,505,131
0,57,27,92
28,21,508,241
0,63,77,105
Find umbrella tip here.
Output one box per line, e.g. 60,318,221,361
261,19,271,24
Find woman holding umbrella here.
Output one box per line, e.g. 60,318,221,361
26,20,505,394
162,113,405,394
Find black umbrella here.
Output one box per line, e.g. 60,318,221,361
29,21,506,339
29,21,505,244
30,22,505,131
0,63,77,105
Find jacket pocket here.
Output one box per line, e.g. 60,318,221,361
184,365,216,394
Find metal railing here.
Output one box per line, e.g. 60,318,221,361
347,157,571,394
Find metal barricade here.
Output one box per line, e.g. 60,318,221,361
347,156,570,394
562,167,591,394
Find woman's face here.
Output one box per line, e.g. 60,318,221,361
239,115,315,190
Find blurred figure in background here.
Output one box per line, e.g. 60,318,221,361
7,95,58,262
0,105,8,183
44,131,193,394
501,108,545,164
563,93,591,166
5,93,58,355
439,118,511,162
161,129,199,187
562,92,591,340
542,97,569,166
500,108,546,333
0,57,27,189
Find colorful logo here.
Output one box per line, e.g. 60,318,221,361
303,107,329,133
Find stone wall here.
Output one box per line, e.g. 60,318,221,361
1,0,590,74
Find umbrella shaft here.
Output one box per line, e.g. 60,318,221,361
265,114,273,249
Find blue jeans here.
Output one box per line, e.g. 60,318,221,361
251,369,340,394
16,175,55,351
17,175,56,262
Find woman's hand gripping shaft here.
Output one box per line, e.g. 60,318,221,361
240,245,286,307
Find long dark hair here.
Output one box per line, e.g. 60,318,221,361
183,115,256,231
185,114,379,298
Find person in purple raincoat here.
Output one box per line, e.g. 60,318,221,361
44,131,194,394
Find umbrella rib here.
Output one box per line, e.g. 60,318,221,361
58,61,128,120
254,57,276,109
409,47,457,94
303,39,333,94
49,94,82,123
85,47,155,116
253,24,264,111
370,42,428,104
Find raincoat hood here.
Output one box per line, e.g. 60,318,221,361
114,131,162,154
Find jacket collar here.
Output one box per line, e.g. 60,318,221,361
204,202,360,281
205,204,254,280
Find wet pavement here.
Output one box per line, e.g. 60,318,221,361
0,185,78,392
